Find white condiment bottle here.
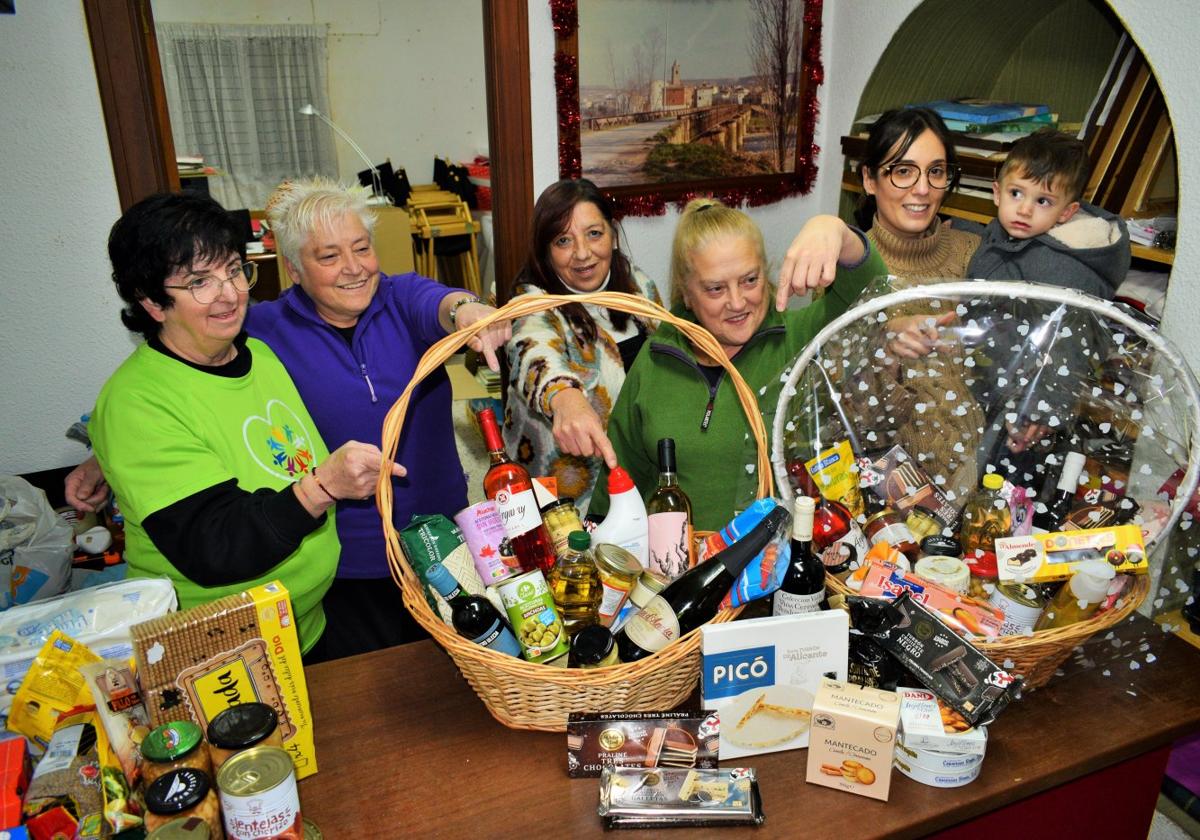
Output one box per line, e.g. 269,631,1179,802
1034,559,1116,630
589,466,649,568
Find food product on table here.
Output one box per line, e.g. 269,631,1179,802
146,816,216,838
216,746,301,840
478,407,558,574
8,630,101,750
141,721,211,788
539,498,584,558
589,467,650,568
858,560,1005,640
616,506,790,663
995,523,1147,583
130,580,316,780
1034,559,1117,630
497,570,570,664
804,440,865,518
806,677,900,801
547,531,602,635
206,703,283,771
646,438,695,580
24,706,114,838
598,767,763,828
425,562,520,657
566,711,719,777
592,544,642,627
569,624,618,668
773,497,826,615
81,659,152,787
144,767,222,838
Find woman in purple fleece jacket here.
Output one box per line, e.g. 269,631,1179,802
68,179,509,661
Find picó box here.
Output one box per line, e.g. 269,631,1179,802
805,677,900,802
995,524,1147,583
130,580,317,779
702,612,849,759
896,687,988,756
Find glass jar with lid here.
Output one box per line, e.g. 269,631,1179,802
206,702,282,771
570,623,618,668
142,721,211,787
144,768,222,837
592,543,642,626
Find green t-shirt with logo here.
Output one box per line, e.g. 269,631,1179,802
92,338,339,652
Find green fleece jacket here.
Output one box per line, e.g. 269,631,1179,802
589,246,886,532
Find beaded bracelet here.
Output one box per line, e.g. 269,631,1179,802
448,293,479,328
310,467,338,503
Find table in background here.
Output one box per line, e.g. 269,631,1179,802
298,623,1200,838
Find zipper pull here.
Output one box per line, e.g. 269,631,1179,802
701,396,714,431
360,363,378,403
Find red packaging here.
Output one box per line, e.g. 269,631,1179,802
859,561,1005,640
0,737,27,829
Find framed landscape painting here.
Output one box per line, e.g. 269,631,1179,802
552,0,823,215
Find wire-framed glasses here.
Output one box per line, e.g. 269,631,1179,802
881,162,960,190
164,261,258,304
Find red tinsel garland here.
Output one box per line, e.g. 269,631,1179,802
552,0,824,218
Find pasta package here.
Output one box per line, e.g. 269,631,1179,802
130,580,317,779
80,660,151,786
7,631,100,751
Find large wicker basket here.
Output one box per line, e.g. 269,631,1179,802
771,281,1200,690
377,291,774,731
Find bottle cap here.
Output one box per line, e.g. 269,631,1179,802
567,530,591,550
792,496,815,541
657,438,677,472
425,562,459,597
1069,559,1117,603
1058,452,1088,490
142,721,204,763
207,702,278,749
982,472,1004,490
571,624,615,666
607,466,635,493
145,768,210,815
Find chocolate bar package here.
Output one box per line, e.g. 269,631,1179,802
847,593,1020,727
566,712,719,778
598,766,764,829
859,445,959,529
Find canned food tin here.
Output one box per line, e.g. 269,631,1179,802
913,556,971,594
593,544,642,626
989,582,1045,636
497,569,570,663
541,498,584,556
145,816,213,839
453,501,517,584
217,745,303,840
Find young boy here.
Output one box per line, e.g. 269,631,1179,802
967,128,1130,299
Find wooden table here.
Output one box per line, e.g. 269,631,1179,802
298,621,1200,838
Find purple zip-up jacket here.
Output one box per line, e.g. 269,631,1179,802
246,272,467,578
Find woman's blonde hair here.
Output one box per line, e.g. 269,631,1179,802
669,198,767,306
266,176,378,269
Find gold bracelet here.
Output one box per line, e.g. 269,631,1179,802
448,293,479,328
310,467,338,503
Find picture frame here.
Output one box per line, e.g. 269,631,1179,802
551,0,824,216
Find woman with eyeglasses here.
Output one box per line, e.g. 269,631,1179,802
88,192,402,657
851,107,985,502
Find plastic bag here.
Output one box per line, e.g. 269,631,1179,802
0,477,73,609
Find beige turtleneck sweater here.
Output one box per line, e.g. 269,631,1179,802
866,217,981,280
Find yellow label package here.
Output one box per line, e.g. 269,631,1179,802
806,440,864,518
995,524,1148,583
8,630,101,749
130,580,317,779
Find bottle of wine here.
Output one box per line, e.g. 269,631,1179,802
1033,451,1086,532
477,408,557,574
426,562,521,656
772,496,826,615
616,505,790,662
646,438,694,581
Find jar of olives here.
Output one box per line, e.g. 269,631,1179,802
497,569,571,664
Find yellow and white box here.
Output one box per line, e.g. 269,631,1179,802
996,524,1147,584
806,677,900,802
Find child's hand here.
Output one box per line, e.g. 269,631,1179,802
886,311,957,358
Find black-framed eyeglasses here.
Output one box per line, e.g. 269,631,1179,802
164,261,258,304
880,162,960,190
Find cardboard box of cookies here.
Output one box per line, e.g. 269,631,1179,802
130,580,317,779
701,611,848,759
806,677,900,801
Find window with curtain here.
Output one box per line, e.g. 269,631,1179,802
156,23,338,209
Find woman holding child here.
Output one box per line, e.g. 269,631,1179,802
589,199,886,531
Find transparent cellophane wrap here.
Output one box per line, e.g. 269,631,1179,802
771,278,1200,689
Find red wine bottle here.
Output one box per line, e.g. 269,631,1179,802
616,505,790,662
478,408,558,574
772,496,826,615
426,562,521,657
1033,451,1086,531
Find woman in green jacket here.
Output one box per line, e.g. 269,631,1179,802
589,198,886,531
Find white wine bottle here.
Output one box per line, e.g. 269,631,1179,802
616,505,790,663
646,438,694,581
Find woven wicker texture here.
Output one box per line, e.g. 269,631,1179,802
378,291,773,731
773,280,1200,691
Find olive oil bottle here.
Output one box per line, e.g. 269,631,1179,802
959,472,1012,559
547,531,602,635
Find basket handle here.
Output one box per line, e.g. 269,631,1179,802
377,290,775,595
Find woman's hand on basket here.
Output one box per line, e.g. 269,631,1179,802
453,301,512,373
318,441,406,501
776,215,866,311
550,388,618,469
886,311,957,359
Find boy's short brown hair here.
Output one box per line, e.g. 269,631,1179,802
998,128,1091,202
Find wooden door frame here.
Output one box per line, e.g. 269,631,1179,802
83,0,534,294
